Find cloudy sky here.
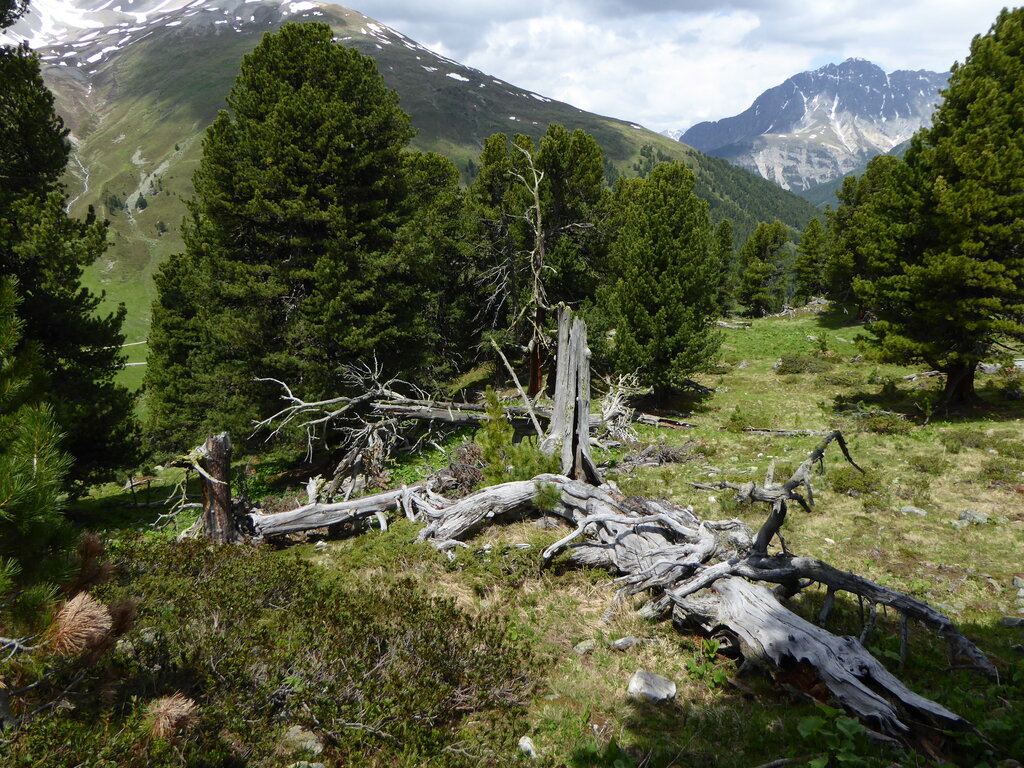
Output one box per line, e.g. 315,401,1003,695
338,1,1009,133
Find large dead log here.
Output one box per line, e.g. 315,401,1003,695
242,432,991,751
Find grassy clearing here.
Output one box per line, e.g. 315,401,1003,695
55,307,1024,767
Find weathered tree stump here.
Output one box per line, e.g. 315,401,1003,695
199,432,237,544
541,307,601,484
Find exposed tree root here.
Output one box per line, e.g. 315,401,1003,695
245,434,991,749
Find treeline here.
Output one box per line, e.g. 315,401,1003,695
142,22,777,451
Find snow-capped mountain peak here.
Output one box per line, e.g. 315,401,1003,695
673,58,949,192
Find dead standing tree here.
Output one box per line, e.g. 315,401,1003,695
540,306,601,484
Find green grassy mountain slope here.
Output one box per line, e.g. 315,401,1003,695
34,0,816,363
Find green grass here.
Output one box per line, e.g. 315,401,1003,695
49,306,1024,767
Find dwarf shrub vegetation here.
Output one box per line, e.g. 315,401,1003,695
5,539,534,767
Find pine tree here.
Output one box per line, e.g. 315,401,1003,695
736,220,790,316
599,162,720,399
0,278,73,586
469,126,609,336
145,23,425,449
1,32,137,490
822,156,907,313
793,217,827,302
392,151,476,376
712,218,734,315
853,8,1024,404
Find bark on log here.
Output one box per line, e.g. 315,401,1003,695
200,433,237,544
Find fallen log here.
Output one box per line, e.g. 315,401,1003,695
242,433,991,751
741,427,832,437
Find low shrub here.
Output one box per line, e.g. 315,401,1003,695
828,466,883,498
775,354,833,375
941,430,986,454
6,539,535,767
478,387,559,485
857,411,913,435
820,370,863,388
978,457,1024,486
906,454,950,475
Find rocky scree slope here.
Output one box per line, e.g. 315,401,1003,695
678,58,948,192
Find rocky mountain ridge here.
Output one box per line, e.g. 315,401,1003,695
678,58,948,191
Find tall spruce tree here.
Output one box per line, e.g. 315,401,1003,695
822,156,906,313
145,23,425,449
469,126,608,336
853,8,1024,404
736,220,790,316
793,217,827,302
598,162,719,399
1,21,137,490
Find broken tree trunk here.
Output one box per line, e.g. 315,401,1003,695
199,432,237,544
242,431,992,751
541,307,602,484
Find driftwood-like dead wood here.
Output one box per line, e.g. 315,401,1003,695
243,432,991,749
540,307,601,484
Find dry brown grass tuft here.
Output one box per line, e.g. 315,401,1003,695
146,693,198,741
48,592,112,656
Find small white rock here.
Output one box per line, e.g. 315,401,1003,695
627,669,677,703
518,735,538,759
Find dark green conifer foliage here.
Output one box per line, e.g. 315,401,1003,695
0,0,27,28
0,278,73,587
393,151,477,375
599,162,720,398
467,126,609,354
822,157,907,310
536,125,608,305
853,8,1024,404
0,32,137,490
713,218,734,314
145,23,424,449
736,220,790,316
793,216,827,302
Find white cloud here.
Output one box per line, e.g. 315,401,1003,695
342,1,1011,132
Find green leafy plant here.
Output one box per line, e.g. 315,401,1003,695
776,353,834,375
797,703,878,767
685,638,730,689
478,387,559,485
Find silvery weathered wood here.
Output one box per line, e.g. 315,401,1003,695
540,308,601,484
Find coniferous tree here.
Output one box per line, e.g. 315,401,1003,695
822,156,906,312
0,278,73,586
393,151,477,376
793,217,827,302
1,24,137,490
736,220,790,316
599,162,719,399
145,23,425,448
467,126,609,391
712,218,734,315
852,8,1024,403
